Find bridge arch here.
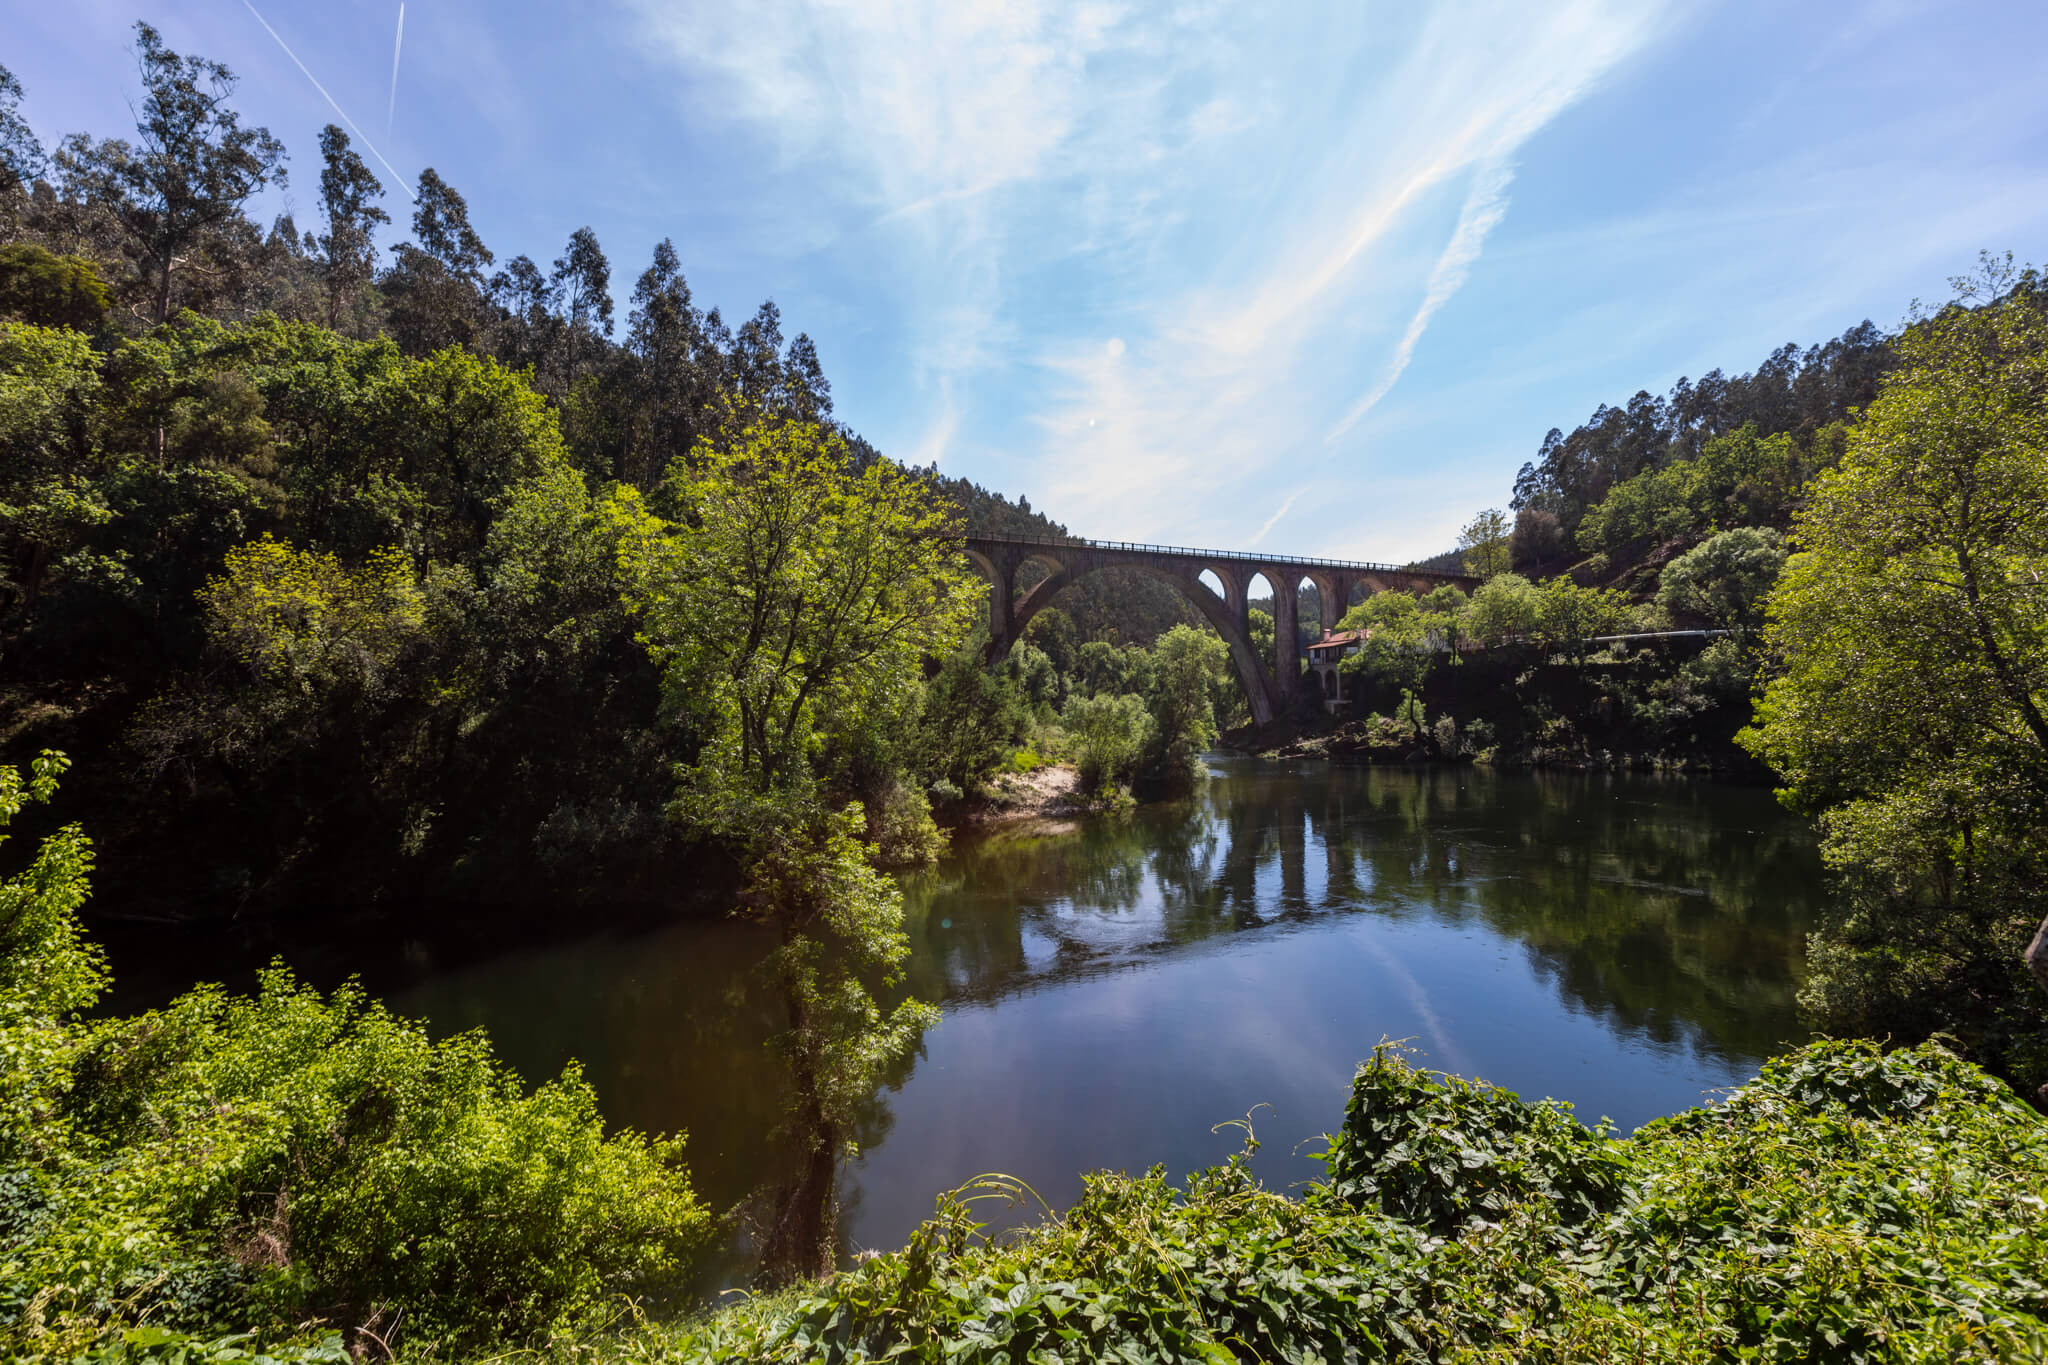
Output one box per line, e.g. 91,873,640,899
973,553,1279,726
959,535,1479,731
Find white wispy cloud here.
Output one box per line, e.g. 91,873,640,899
1326,159,1516,443
629,0,1669,552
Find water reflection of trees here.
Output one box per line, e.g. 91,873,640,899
899,763,1819,1063
393,763,1820,1278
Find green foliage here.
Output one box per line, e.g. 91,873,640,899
1658,525,1786,630
1535,578,1631,661
612,419,975,796
1576,425,1835,560
1575,453,1705,553
56,23,287,324
0,756,711,1360
1061,692,1154,793
1337,591,1439,694
1458,506,1512,579
1316,1043,1625,1235
612,419,971,1278
915,636,1032,793
1072,638,1156,700
1743,260,2048,1095
1462,571,1541,646
650,1038,2048,1364
1020,606,1077,678
0,243,112,330
199,536,425,688
0,321,110,617
0,752,103,1165
865,779,948,870
1145,625,1224,793
1513,320,1889,542
1001,640,1060,715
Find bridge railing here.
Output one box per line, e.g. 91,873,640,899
957,533,1473,579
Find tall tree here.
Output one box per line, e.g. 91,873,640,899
624,238,712,486
1147,624,1226,792
315,125,388,332
57,23,285,324
1743,256,2048,1099
408,167,491,282
0,63,46,215
1458,507,1512,579
487,253,559,374
552,227,611,337
608,419,976,1280
382,167,492,353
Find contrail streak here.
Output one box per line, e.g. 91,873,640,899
239,0,415,199
1246,488,1303,549
387,3,405,134
1326,158,1515,443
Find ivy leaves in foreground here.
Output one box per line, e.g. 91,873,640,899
654,1039,2047,1364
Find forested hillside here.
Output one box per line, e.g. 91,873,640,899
1506,319,1893,578
0,37,1221,926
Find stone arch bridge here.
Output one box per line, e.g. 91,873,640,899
961,535,1477,727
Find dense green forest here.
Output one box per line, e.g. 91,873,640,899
4,22,2047,1363
0,36,1220,931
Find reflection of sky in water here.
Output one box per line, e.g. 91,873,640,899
854,907,1768,1253
859,760,1818,1252
361,760,1819,1278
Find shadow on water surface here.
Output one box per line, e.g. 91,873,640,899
102,759,1823,1285
902,760,1815,1063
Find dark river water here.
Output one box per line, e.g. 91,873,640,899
376,757,1821,1273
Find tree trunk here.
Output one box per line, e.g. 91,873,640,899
2030,918,2048,1107
757,1117,837,1285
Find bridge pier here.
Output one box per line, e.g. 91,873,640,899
957,536,1478,732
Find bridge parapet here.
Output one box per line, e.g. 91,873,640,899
960,533,1473,582
957,534,1477,727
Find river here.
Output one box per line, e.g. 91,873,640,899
378,756,1820,1273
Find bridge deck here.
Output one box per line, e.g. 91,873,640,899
961,533,1463,579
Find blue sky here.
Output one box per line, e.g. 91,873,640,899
11,1,2048,561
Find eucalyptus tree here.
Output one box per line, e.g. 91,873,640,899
383,167,492,352
551,225,612,378
624,238,714,486
56,23,285,324
0,63,46,215
315,125,388,333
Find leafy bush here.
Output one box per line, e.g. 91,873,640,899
1657,525,1785,629
1535,578,1631,660
1463,571,1542,646
1316,1043,1626,1234
647,1038,2048,1363
866,779,949,869
1145,625,1225,793
1060,692,1153,793
0,756,713,1360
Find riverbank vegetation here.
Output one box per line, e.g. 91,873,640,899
1,755,711,1361
647,1038,2046,1364
6,18,2048,1360
1391,256,2048,1102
